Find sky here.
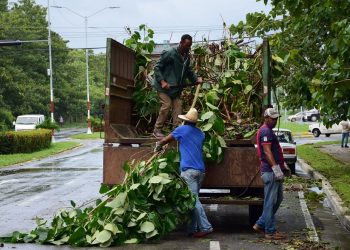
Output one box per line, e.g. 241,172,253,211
18,0,271,52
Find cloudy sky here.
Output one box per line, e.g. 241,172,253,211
29,0,270,51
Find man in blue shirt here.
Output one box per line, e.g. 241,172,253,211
253,108,290,240
154,108,213,237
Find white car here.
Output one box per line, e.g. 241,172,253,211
273,128,297,175
13,114,45,131
308,122,343,137
287,111,305,122
302,108,320,122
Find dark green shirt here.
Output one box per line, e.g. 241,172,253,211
153,47,197,99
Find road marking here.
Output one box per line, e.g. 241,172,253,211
210,241,220,250
298,191,319,242
209,204,218,211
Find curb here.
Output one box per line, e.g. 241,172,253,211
297,158,350,231
293,132,313,138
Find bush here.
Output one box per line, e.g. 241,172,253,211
90,116,104,132
36,118,60,131
0,129,52,154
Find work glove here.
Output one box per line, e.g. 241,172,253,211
154,141,163,153
272,164,284,181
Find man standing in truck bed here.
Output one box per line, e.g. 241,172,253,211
152,34,203,138
253,108,290,240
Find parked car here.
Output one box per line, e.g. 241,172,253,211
308,122,343,137
273,128,297,175
287,111,305,122
302,108,320,122
13,114,45,131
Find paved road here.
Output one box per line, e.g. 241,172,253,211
1,138,349,249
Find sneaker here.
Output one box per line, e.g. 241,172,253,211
345,145,349,148
341,145,344,148
193,229,213,238
265,232,287,240
153,129,164,138
253,224,265,234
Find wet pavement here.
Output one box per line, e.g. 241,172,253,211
0,137,350,249
318,144,350,164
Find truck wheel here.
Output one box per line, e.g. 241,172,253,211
288,163,296,175
249,204,263,226
302,117,307,122
311,115,318,122
312,129,321,137
325,134,331,137
291,118,296,122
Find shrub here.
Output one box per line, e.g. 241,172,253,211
90,116,104,132
36,118,60,131
0,129,52,154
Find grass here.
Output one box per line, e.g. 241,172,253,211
70,132,104,140
297,141,350,207
0,141,81,167
276,116,309,133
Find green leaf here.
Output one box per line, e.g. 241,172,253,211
201,111,214,121
136,212,147,221
244,84,253,94
106,192,127,208
124,238,139,244
96,230,111,244
130,183,140,190
140,221,155,233
149,175,162,184
217,136,226,147
205,102,219,110
104,223,119,235
70,200,76,208
146,229,159,239
159,162,167,169
202,123,213,131
113,207,125,215
272,54,284,63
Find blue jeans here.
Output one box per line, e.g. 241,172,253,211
255,172,283,234
181,169,213,234
341,132,349,147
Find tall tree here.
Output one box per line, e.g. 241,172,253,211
230,0,350,125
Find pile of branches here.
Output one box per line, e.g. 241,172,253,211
1,151,195,247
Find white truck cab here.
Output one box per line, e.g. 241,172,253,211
14,114,45,131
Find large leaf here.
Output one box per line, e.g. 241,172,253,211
201,111,214,121
140,221,155,233
106,192,127,208
96,230,111,244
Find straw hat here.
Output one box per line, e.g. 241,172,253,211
178,108,198,123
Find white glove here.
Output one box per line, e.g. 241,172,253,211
272,164,284,180
154,141,163,152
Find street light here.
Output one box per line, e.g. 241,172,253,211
51,5,119,134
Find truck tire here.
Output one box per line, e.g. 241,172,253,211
249,204,263,226
311,115,318,122
291,118,296,122
302,117,307,122
288,163,296,175
312,129,321,137
325,134,331,137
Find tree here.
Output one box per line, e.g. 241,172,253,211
230,0,350,125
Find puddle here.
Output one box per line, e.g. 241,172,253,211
0,167,100,176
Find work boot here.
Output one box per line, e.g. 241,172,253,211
153,129,164,138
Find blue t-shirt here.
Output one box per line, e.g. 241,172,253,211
171,124,205,172
256,125,285,172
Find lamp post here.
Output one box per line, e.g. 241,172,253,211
51,6,119,134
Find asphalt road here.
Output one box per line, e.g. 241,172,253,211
0,136,349,249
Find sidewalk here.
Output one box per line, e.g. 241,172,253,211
298,144,350,231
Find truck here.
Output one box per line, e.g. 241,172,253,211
102,38,274,225
13,114,45,131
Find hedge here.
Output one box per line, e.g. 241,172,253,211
0,129,52,154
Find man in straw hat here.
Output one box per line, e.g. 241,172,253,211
154,108,213,237
253,107,290,240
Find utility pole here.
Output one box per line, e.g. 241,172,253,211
51,6,119,134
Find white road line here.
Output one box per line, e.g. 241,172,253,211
209,204,218,211
210,241,220,250
298,191,319,242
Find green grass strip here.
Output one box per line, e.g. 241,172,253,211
0,141,80,167
70,132,104,140
276,119,309,133
298,141,350,207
